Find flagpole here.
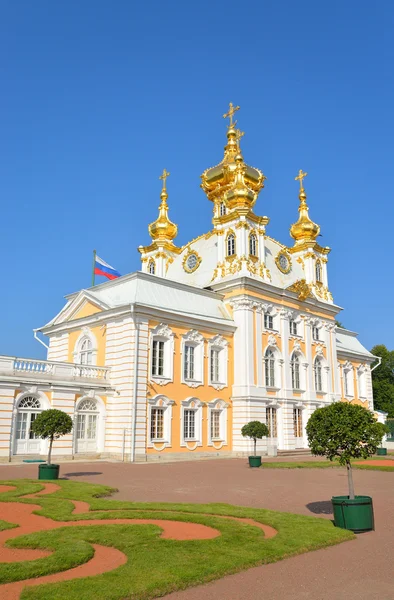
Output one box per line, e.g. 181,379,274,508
92,249,96,287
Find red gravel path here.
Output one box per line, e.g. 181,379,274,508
354,460,394,467
1,458,392,600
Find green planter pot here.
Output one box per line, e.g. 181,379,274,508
377,448,387,456
248,456,262,468
38,464,60,480
332,495,374,533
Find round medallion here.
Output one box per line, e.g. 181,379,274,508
183,250,202,273
276,251,292,274
187,254,198,271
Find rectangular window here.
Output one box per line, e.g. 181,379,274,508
210,410,221,440
76,414,85,440
152,340,165,376
312,326,320,341
266,407,277,438
293,408,303,438
289,320,298,336
210,348,220,383
184,409,196,440
150,407,164,440
16,412,27,440
29,413,39,440
184,345,195,380
344,370,349,396
264,314,274,330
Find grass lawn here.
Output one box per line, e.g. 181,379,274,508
262,458,394,471
0,479,353,600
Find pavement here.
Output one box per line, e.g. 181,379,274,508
0,458,392,600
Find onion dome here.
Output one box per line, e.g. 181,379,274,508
224,154,257,211
201,103,266,204
290,170,320,245
148,169,178,242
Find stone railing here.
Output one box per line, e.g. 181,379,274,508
0,356,110,382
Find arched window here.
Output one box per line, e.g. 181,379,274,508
220,202,227,216
79,338,93,365
227,233,236,256
314,357,323,392
75,398,99,454
265,349,275,387
290,354,300,390
316,260,322,282
148,260,155,275
15,395,42,454
249,233,257,256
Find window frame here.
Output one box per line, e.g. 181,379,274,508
290,353,301,390
266,406,278,438
73,329,97,366
226,232,236,257
208,335,228,390
312,326,320,341
181,330,204,388
149,323,174,385
315,259,322,282
208,399,229,446
249,232,257,257
181,398,203,447
264,313,274,330
147,395,175,448
314,357,324,392
265,348,276,388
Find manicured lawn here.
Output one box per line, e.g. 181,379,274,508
0,479,353,600
262,458,394,472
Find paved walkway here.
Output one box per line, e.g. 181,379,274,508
0,459,392,600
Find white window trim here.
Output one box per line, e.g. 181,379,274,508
207,399,229,448
343,361,355,399
264,342,282,391
290,352,305,392
357,364,367,399
149,323,174,386
208,334,228,390
180,397,204,448
73,327,98,366
289,314,303,339
147,395,175,449
181,330,204,388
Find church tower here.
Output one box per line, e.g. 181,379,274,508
288,171,332,302
200,103,271,282
138,169,181,277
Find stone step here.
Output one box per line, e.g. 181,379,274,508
277,449,313,458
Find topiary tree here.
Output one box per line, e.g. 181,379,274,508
306,403,387,499
31,409,73,465
241,421,269,456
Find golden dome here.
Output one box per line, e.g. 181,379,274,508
148,170,178,242
224,154,257,211
290,170,320,244
201,104,266,204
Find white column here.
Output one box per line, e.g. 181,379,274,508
304,317,314,395
230,298,256,396
280,309,292,395
255,304,263,387
329,324,341,399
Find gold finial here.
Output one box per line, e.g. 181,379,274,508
223,102,240,127
235,129,244,150
159,168,170,190
295,169,308,190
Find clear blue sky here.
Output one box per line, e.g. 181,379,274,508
1,0,393,358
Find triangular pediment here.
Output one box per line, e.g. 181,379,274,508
42,291,111,329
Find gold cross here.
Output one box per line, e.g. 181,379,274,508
223,102,240,127
235,129,245,148
295,169,308,189
159,168,170,190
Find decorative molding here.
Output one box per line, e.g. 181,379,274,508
182,247,202,274
182,329,205,344
267,334,278,347
275,250,292,274
287,279,313,301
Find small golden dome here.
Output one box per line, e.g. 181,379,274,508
290,171,320,244
148,171,178,242
224,153,257,210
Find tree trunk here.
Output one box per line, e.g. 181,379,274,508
254,438,256,456
347,461,355,500
47,437,53,465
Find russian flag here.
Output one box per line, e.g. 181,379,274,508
94,255,121,281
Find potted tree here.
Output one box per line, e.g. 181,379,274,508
306,402,387,532
241,421,269,467
31,409,73,480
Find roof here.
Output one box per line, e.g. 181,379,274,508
336,328,374,360
41,272,234,331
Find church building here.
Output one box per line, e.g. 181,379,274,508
0,105,377,462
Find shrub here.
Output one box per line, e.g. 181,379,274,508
31,409,73,464
306,402,387,499
241,421,269,456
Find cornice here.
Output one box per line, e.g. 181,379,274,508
211,276,342,317
132,303,236,333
